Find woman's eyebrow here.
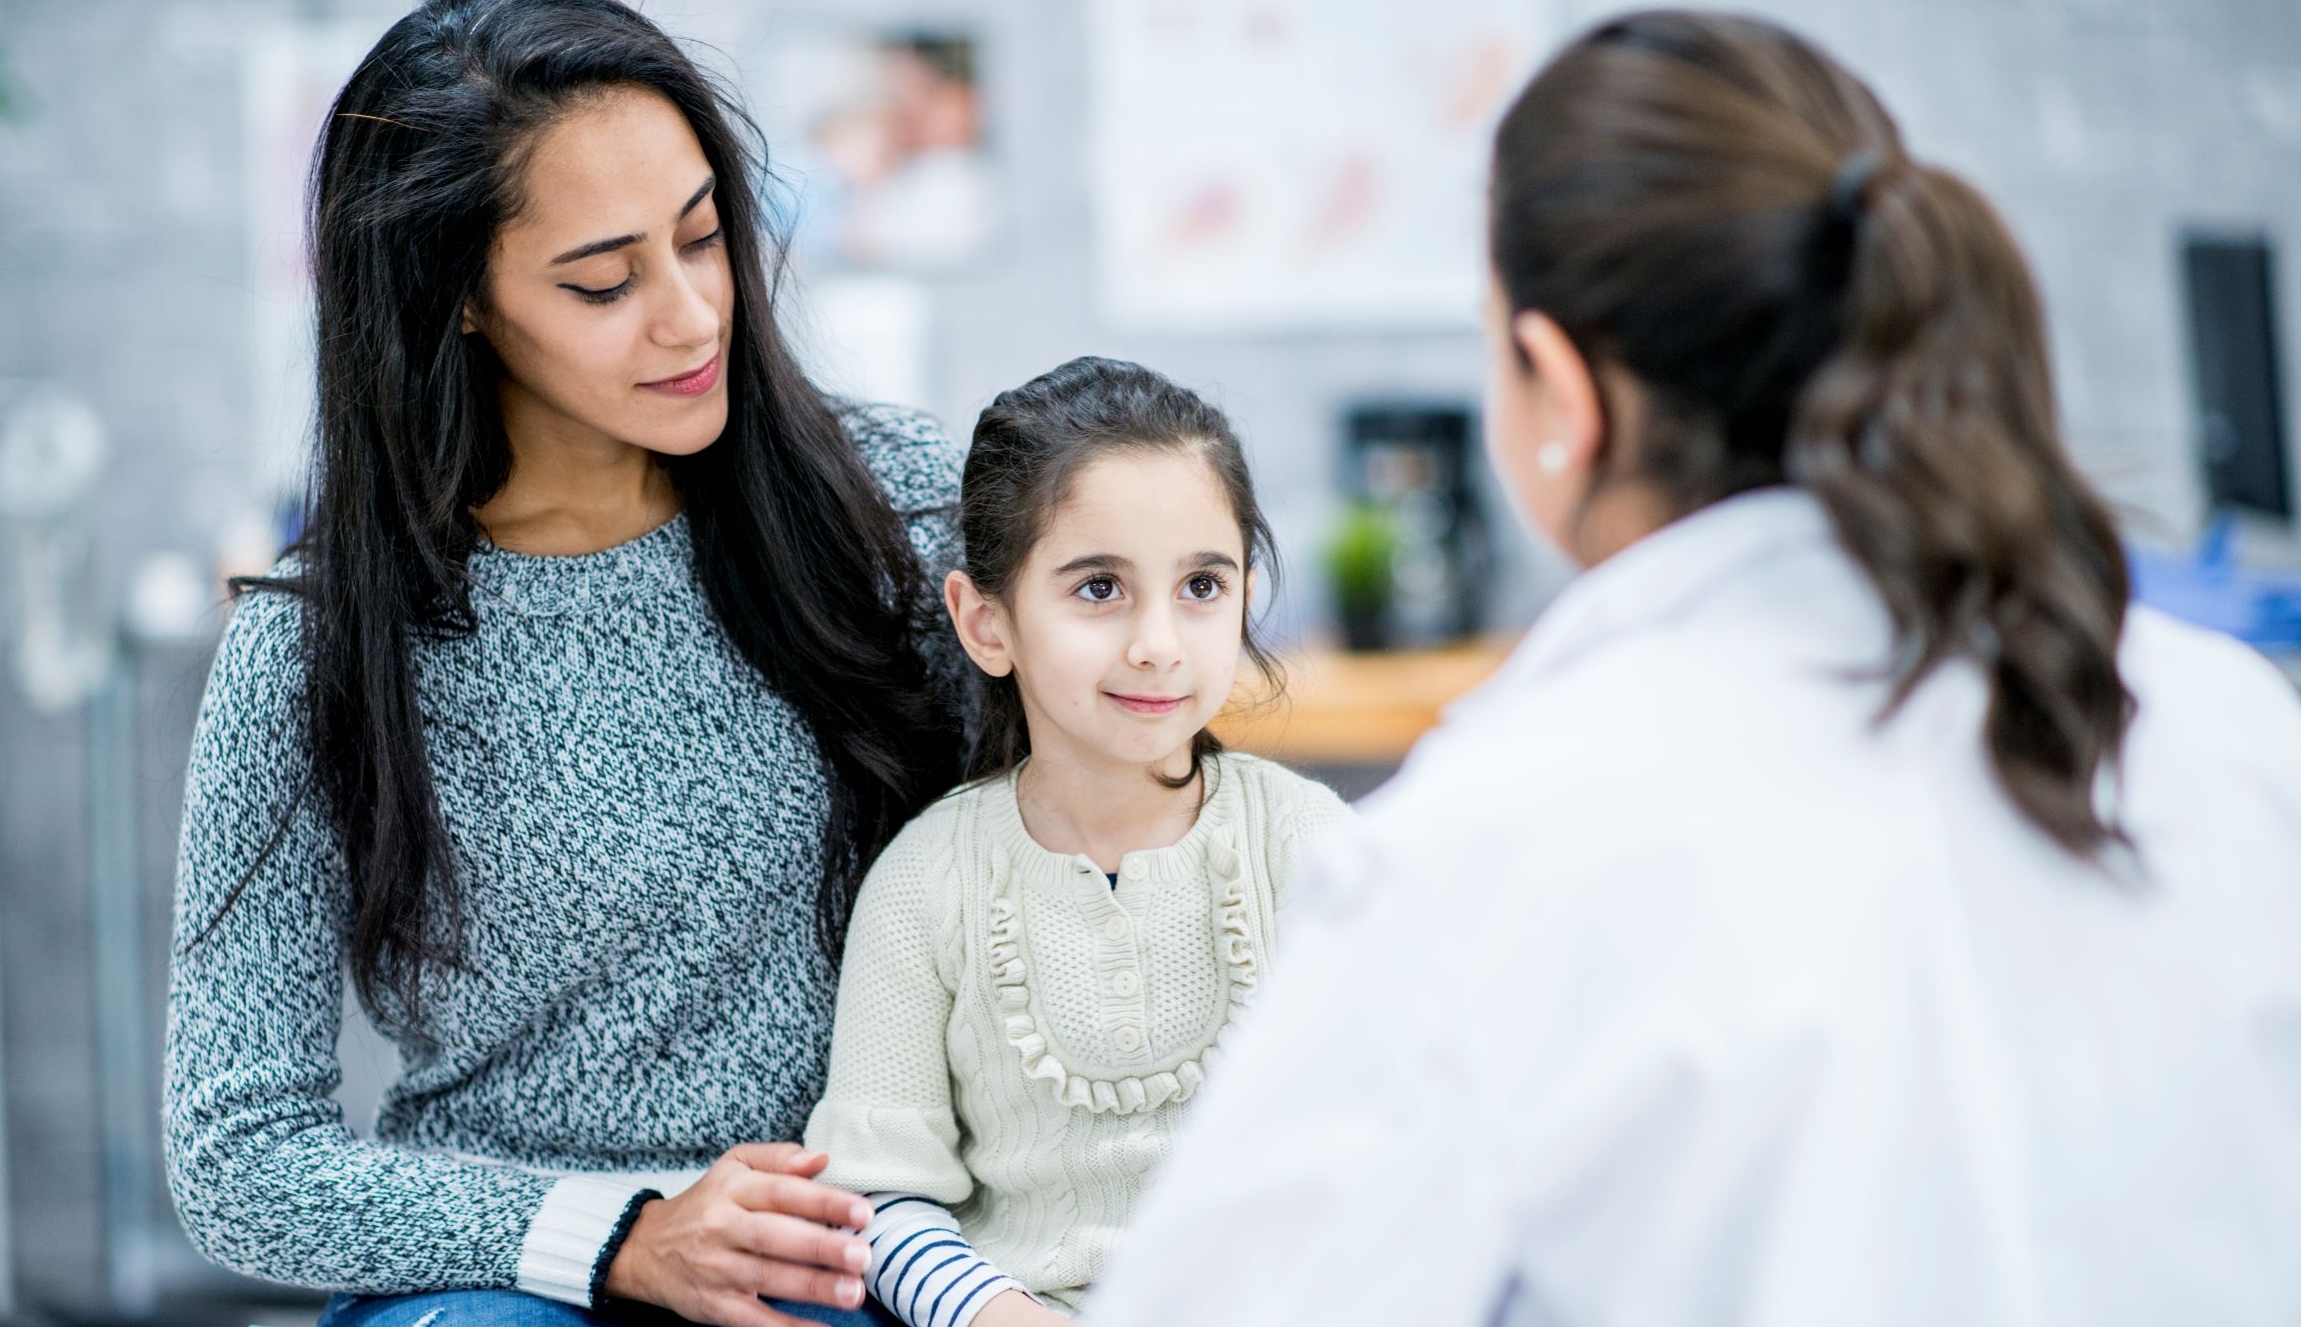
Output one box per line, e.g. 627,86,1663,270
550,232,639,266
548,176,717,266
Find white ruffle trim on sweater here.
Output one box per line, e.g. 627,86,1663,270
987,829,1259,1115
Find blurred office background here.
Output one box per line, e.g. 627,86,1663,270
0,0,2296,1320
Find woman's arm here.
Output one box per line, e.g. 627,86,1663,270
169,591,876,1321
165,589,569,1292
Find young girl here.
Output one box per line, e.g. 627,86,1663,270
803,357,1353,1327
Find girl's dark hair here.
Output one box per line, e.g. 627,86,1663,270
959,356,1281,788
206,0,960,1028
1490,10,2132,855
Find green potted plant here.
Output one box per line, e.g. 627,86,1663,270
1325,498,1399,653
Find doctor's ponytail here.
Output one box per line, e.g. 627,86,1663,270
1490,10,2133,856
1794,156,2131,855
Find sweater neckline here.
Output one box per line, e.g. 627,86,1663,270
979,755,1261,1116
466,513,692,618
987,757,1238,889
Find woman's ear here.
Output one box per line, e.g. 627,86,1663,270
1485,284,1612,561
1511,310,1604,476
944,570,1014,678
460,302,480,336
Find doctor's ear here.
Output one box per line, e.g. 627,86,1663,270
945,570,1015,678
1512,310,1605,475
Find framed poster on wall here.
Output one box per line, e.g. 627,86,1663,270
1088,0,1548,334
750,26,999,274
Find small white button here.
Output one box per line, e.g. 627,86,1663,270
1104,915,1130,940
1123,858,1149,881
1112,970,1140,997
1113,1026,1144,1053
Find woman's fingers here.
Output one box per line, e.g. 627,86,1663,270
727,1141,825,1176
722,1164,874,1230
603,1158,883,1327
746,1259,871,1312
707,1290,852,1327
666,1146,874,1320
726,1208,874,1275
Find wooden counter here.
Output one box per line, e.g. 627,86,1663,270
1211,637,1515,765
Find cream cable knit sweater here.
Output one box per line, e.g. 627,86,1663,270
804,753,1352,1312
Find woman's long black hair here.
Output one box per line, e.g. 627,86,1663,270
208,0,961,1029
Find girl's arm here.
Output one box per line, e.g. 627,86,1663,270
807,807,1058,1322
861,1194,1054,1327
165,590,579,1294
804,808,974,1204
1269,773,1359,920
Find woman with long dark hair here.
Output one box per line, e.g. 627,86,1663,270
1089,11,2301,1325
164,2,962,1323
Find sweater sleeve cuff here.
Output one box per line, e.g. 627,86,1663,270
516,1174,661,1307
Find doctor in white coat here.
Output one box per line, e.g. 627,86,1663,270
1086,11,2301,1327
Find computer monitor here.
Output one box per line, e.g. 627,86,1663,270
1342,402,1492,645
2179,233,2293,523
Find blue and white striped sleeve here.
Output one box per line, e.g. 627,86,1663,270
863,1193,1028,1327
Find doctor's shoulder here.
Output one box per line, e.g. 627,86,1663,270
1396,632,1767,801
2121,606,2301,729
2116,606,2301,798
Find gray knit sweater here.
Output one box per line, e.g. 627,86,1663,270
164,403,965,1301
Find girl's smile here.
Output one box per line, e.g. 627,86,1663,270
1106,690,1191,716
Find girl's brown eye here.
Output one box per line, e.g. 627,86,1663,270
1184,574,1223,601
1077,576,1121,603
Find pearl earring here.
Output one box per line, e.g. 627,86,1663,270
1536,441,1568,475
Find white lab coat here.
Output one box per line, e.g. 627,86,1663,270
1086,488,2301,1327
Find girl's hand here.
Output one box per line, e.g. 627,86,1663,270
971,1288,1071,1327
601,1143,875,1327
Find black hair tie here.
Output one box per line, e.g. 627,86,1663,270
1829,149,1884,224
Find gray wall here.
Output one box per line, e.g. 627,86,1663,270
0,0,2297,1311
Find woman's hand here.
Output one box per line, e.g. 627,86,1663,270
971,1288,1071,1327
601,1143,875,1327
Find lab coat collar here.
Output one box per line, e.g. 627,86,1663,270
1494,485,1836,690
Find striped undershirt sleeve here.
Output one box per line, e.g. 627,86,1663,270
863,1193,1028,1327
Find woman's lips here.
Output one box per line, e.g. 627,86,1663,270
640,355,720,398
1107,692,1188,716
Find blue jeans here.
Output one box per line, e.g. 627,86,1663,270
318,1289,899,1327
